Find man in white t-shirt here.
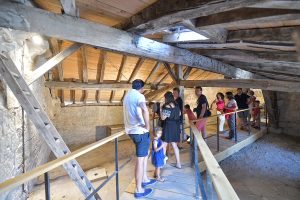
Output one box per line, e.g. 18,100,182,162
123,79,156,198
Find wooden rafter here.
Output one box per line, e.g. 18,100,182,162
163,63,177,83
95,50,107,103
110,91,115,102
0,2,254,79
44,81,156,90
80,46,88,104
183,67,192,80
28,43,82,85
178,42,295,52
128,58,145,83
116,55,127,82
121,90,127,102
180,79,300,93
145,61,161,84
123,0,265,34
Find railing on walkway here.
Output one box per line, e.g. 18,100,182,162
190,106,268,152
190,123,239,200
0,130,128,200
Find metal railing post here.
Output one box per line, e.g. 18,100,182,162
248,109,251,136
190,127,194,166
193,136,200,199
234,112,237,142
206,170,213,199
115,138,120,200
193,133,207,200
217,116,220,152
44,172,50,200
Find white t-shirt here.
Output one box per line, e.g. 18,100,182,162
227,99,238,109
123,89,148,135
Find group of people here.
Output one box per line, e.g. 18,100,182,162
123,79,260,198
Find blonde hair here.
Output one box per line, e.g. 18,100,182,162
154,127,162,137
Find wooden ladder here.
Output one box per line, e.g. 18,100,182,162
0,55,100,200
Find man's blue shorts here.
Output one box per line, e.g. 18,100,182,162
129,132,150,157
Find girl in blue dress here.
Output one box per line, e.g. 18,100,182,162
151,127,166,182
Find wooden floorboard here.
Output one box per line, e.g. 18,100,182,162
122,125,266,199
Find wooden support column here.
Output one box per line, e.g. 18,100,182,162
121,90,127,102
95,51,106,103
0,2,254,79
60,0,79,17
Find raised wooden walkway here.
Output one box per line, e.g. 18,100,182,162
122,126,266,200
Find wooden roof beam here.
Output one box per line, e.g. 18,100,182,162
122,0,265,35
178,42,296,52
0,2,254,79
183,67,193,80
248,1,300,10
60,0,79,17
180,79,300,93
44,81,156,91
195,8,300,31
28,43,82,85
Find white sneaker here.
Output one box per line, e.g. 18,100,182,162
164,156,168,164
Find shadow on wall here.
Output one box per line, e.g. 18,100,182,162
96,126,108,141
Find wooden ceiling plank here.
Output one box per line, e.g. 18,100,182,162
128,58,145,83
0,2,254,79
248,1,300,10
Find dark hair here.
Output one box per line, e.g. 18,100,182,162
255,100,260,103
237,88,242,91
226,92,234,100
216,92,225,100
184,104,190,109
195,86,202,91
173,87,180,93
249,90,255,95
132,79,144,90
164,91,175,105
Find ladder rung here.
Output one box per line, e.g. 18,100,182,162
22,90,30,95
11,71,20,79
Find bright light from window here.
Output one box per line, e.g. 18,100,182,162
174,31,208,42
31,35,44,45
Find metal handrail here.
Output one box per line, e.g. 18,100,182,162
0,130,126,199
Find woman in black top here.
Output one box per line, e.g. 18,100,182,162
161,91,181,169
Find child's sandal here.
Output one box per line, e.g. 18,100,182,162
156,177,165,182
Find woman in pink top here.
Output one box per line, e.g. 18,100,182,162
210,92,225,132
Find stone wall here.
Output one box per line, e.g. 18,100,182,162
53,106,124,146
276,92,300,136
0,27,57,200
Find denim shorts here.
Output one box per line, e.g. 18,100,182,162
129,132,150,157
